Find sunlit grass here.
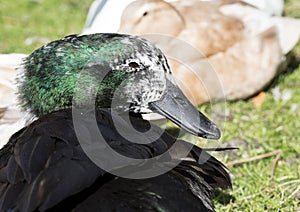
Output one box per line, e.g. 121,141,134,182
0,0,93,53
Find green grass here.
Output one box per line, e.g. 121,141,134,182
1,0,299,211
211,1,300,210
211,67,300,211
0,0,93,53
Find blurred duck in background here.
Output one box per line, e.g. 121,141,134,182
83,0,300,105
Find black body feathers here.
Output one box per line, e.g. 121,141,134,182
0,109,231,211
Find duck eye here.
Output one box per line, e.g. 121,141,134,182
128,62,140,68
143,12,148,17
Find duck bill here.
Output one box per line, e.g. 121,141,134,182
149,79,221,139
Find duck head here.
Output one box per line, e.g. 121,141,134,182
19,33,220,139
119,0,184,36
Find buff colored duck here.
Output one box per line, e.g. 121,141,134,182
118,0,300,105
81,0,299,105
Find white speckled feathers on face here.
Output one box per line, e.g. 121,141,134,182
101,35,221,139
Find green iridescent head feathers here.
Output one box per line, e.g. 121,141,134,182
18,33,169,116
